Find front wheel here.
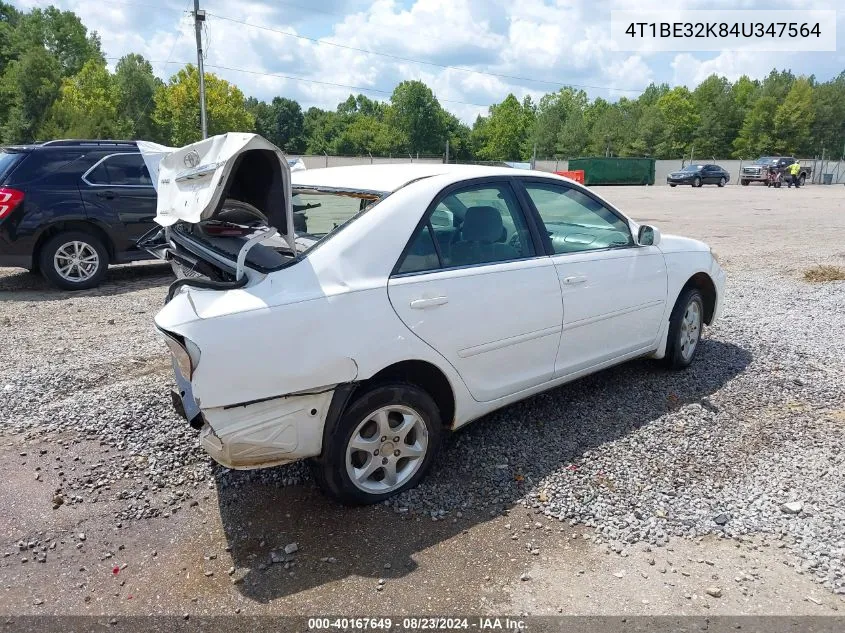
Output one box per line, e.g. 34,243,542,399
693,177,702,188
312,383,442,504
798,174,806,186
39,231,109,290
663,288,704,370
741,179,749,186
669,184,677,187
718,177,726,187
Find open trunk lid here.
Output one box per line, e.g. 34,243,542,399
138,134,296,289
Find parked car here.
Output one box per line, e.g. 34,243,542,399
667,164,730,187
144,133,726,505
0,139,157,289
740,156,811,186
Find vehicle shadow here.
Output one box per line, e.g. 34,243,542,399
215,338,752,603
0,262,172,299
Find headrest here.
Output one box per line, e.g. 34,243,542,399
462,206,504,243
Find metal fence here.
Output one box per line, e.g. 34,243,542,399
288,154,845,185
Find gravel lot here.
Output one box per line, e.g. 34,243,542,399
1,184,844,617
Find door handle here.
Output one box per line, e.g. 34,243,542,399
563,275,587,285
96,190,116,200
410,296,449,309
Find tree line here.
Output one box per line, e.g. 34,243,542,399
2,3,844,161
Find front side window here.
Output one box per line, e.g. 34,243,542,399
395,182,535,274
85,154,152,187
522,181,633,254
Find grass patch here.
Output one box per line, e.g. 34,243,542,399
803,265,845,282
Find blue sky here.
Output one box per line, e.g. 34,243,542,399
15,0,845,122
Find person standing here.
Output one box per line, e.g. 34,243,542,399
787,161,802,188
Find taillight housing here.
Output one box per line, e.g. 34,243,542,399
0,188,24,220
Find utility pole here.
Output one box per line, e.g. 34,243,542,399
445,139,449,164
193,0,208,139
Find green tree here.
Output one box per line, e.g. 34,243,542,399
773,77,814,155
530,87,588,158
115,53,161,140
442,111,472,161
692,75,741,158
657,87,699,157
337,93,387,119
587,105,629,156
303,107,344,154
475,94,531,161
733,95,779,157
253,96,305,152
0,2,21,75
153,65,254,146
627,105,665,157
16,6,103,77
333,116,395,155
555,110,588,157
387,80,445,155
811,72,845,156
42,58,128,139
1,47,62,143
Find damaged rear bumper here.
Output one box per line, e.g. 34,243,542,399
170,361,334,469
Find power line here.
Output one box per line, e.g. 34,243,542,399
204,11,645,94
106,56,496,108
95,0,646,95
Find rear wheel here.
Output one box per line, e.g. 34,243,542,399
39,231,109,290
663,288,704,370
669,184,677,188
798,174,806,186
312,383,442,504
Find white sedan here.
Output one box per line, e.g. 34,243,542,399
145,134,726,505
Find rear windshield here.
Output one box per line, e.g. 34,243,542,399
292,191,377,241
0,150,26,182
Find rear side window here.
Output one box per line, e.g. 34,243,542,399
4,149,87,186
0,151,25,183
84,153,152,187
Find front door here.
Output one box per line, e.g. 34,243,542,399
80,152,158,256
516,179,668,376
387,179,563,402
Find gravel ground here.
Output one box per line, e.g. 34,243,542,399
1,185,844,614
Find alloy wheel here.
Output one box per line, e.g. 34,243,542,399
53,241,100,283
345,405,429,494
679,300,701,361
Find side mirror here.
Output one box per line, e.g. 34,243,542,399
637,224,661,247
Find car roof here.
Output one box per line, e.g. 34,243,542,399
290,163,556,195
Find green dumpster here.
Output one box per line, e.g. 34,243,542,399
567,157,656,186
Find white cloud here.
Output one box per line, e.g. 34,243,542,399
11,0,844,122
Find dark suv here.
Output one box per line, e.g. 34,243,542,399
0,139,157,289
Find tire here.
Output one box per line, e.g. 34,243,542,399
311,383,442,505
741,179,749,186
38,231,109,290
663,288,704,370
669,184,677,187
214,198,268,225
798,174,806,187
718,177,726,187
693,176,702,188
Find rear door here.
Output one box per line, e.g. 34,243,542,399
387,178,563,402
80,153,157,257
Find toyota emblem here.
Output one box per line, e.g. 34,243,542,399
183,150,200,168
